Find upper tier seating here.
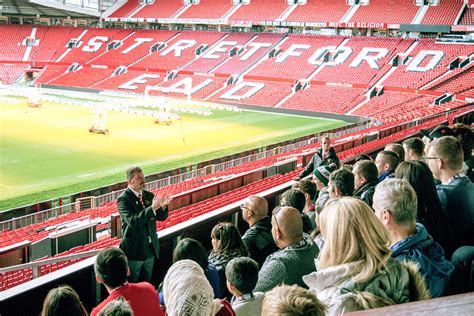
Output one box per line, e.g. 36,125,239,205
0,25,31,61
178,0,234,19
28,26,84,62
349,0,419,24
312,37,414,86
228,0,289,22
132,0,184,19
429,66,474,95
421,0,464,25
133,31,227,72
89,30,178,67
183,32,256,73
285,0,349,23
383,39,474,89
247,34,345,80
460,7,474,24
211,33,285,75
108,0,141,18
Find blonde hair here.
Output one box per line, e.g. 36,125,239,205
262,284,326,316
318,197,392,283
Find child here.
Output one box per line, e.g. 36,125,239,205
225,257,264,316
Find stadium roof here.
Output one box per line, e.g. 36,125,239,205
0,0,117,17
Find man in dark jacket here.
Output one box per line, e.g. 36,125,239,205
294,136,340,180
352,160,379,208
373,179,453,298
117,166,172,283
241,196,278,268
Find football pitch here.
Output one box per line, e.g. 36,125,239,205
0,94,347,211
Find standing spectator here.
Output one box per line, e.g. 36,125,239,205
98,296,133,316
163,260,235,316
254,206,318,292
373,179,454,297
328,168,354,199
426,136,474,250
374,150,399,181
352,160,379,208
312,165,334,212
117,166,172,283
293,179,318,228
91,247,163,316
385,143,405,163
240,196,278,268
280,189,314,233
395,161,452,256
451,123,474,182
402,137,425,162
294,136,340,180
225,257,264,316
209,222,249,299
159,238,221,304
303,197,430,314
262,284,326,316
41,285,87,316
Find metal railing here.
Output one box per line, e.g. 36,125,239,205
0,121,373,233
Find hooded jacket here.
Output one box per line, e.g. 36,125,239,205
303,258,430,315
391,223,454,298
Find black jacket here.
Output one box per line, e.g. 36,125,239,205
299,147,340,179
352,179,379,208
242,217,278,268
118,188,168,261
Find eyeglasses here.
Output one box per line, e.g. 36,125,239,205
423,156,440,160
240,204,253,212
272,206,282,231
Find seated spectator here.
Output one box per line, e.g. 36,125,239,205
262,284,326,316
385,143,405,163
280,189,314,233
352,160,379,208
41,285,87,316
293,179,318,227
312,165,333,212
420,125,454,157
209,222,249,299
328,167,354,199
160,238,220,304
303,197,430,314
240,196,278,268
98,296,133,316
373,179,454,297
426,136,474,251
254,206,318,292
375,150,399,181
163,260,235,316
294,136,340,181
452,123,474,182
402,137,425,162
91,247,163,316
395,161,452,256
449,246,474,294
225,257,264,316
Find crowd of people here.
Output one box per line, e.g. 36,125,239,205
40,123,473,315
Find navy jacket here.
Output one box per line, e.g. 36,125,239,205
391,223,454,298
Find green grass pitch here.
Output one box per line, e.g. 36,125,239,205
0,97,347,211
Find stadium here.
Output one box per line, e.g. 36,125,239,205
0,0,473,314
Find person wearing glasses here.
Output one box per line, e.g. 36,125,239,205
240,196,278,268
425,136,474,253
294,136,340,181
303,197,430,314
254,206,318,293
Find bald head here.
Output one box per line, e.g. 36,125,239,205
272,206,303,248
242,195,268,227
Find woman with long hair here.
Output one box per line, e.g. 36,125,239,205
395,160,453,257
209,222,249,299
303,197,430,315
41,285,87,316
